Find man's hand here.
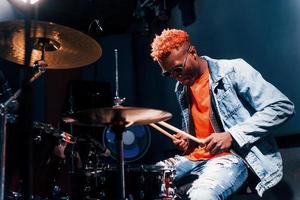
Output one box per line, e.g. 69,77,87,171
173,133,189,152
203,132,233,155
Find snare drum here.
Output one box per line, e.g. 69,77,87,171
84,164,175,200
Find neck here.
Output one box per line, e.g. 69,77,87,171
197,57,208,75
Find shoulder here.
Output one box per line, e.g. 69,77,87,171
203,56,252,79
204,56,248,69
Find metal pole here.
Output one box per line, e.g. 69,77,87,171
0,108,7,200
113,49,125,106
111,123,126,200
0,63,46,200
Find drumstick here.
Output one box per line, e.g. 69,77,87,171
157,121,205,145
149,123,176,140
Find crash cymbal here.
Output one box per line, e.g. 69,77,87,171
0,20,101,69
62,106,172,127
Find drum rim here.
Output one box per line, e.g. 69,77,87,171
92,163,174,172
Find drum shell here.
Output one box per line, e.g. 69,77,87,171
5,122,66,198
84,165,174,200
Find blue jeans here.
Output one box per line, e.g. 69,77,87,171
157,154,248,200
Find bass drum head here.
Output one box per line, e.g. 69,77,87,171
103,125,151,162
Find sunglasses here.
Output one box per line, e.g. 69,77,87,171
162,45,191,77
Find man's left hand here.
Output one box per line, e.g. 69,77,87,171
203,132,233,155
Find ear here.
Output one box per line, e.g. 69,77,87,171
189,46,198,59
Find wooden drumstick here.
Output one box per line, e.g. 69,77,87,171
157,121,205,145
149,123,176,141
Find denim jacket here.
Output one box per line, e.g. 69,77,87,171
175,56,295,196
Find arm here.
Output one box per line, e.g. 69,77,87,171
228,59,295,148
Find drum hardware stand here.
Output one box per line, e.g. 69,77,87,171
83,49,127,200
113,49,126,107
67,83,77,174
0,61,47,200
60,49,172,199
112,49,127,200
0,16,102,200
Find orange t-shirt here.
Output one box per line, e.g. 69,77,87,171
187,68,229,160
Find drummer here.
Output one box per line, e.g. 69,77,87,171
150,29,294,199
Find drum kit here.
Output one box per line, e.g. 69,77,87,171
0,19,181,200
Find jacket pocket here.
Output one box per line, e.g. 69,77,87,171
217,88,242,119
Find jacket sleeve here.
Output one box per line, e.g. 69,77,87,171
228,59,295,148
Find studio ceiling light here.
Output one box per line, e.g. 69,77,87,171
19,0,39,4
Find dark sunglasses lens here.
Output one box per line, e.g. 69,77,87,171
162,66,184,77
173,67,183,74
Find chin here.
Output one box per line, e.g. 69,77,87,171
180,79,194,86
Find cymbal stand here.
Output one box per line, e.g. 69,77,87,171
67,83,76,174
113,49,125,107
112,49,126,200
0,62,47,200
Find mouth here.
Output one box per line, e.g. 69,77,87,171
178,76,188,84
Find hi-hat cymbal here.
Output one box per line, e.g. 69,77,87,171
62,106,172,127
0,20,101,69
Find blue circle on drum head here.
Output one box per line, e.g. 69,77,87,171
103,125,151,162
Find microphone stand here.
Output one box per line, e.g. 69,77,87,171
0,62,47,200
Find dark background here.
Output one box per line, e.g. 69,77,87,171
1,0,299,199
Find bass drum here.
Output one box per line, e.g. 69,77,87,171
103,125,151,162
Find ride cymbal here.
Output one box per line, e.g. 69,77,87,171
0,20,101,69
62,106,172,127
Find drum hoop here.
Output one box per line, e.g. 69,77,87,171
99,164,174,173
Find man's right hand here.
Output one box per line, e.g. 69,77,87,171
173,133,188,152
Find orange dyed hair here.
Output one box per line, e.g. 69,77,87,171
151,29,189,61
